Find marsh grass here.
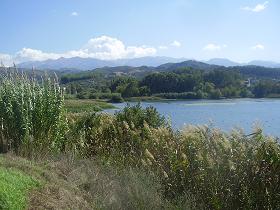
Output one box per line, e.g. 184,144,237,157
73,104,280,209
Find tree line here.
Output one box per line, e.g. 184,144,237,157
62,67,280,100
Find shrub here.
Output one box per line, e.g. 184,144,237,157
109,94,124,103
88,92,121,100
77,92,87,99
209,89,222,99
115,103,166,129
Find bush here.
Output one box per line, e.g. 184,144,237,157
209,89,222,99
115,103,166,129
77,92,87,99
88,92,121,100
109,94,124,103
88,93,98,99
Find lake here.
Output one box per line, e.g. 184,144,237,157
105,98,280,137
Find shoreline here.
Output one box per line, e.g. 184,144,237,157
118,96,280,103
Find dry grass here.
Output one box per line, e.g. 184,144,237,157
0,154,176,210
1,154,91,209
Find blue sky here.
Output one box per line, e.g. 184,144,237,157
0,0,279,64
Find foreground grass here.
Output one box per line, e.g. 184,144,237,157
0,165,39,209
65,99,115,113
0,154,91,209
0,154,176,210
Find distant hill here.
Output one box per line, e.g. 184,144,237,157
58,59,280,82
19,57,113,71
18,56,280,71
16,56,280,81
248,60,280,68
206,58,240,67
18,56,186,71
115,56,185,67
205,58,280,68
157,60,220,71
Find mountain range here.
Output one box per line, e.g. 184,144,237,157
18,56,185,71
18,56,280,71
206,58,280,68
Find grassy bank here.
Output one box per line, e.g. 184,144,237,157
124,96,164,102
0,164,39,209
0,154,177,209
0,154,92,209
65,99,115,113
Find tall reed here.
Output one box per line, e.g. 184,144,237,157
73,104,280,209
0,67,68,156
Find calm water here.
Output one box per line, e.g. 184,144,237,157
106,99,280,137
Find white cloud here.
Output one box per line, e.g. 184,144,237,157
16,48,61,61
0,53,13,66
126,46,156,58
71,11,79,16
78,36,156,60
203,43,227,51
171,40,181,47
251,44,265,50
0,36,157,65
242,1,268,12
159,40,182,50
158,46,168,50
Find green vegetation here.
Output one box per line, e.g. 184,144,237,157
0,72,67,156
59,62,280,101
0,166,39,210
70,105,280,209
109,94,124,103
125,96,163,102
1,70,280,209
111,69,248,99
252,80,280,98
65,99,115,113
0,154,95,209
0,154,175,210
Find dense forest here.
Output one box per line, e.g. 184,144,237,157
59,61,280,101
